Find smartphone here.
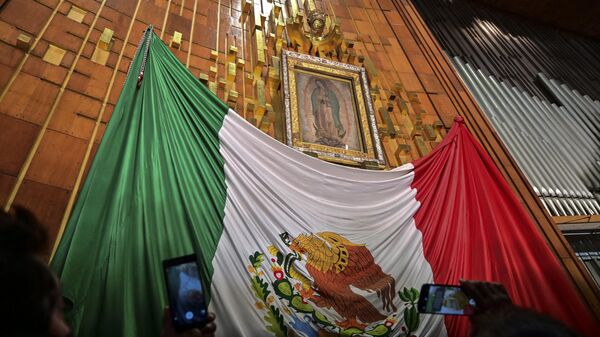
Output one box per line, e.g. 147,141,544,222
163,254,209,331
417,284,476,315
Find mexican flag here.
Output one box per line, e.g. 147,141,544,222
50,28,598,337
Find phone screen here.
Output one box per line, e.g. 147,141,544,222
418,284,475,315
163,255,208,331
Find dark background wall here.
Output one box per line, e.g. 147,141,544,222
413,0,600,101
469,0,600,40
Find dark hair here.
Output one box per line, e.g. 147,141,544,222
0,207,48,256
0,207,58,336
471,307,582,337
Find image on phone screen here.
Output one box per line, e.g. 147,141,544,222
418,284,475,315
164,255,208,330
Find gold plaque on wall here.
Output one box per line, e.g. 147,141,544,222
281,50,384,166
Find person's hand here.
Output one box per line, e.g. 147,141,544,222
160,307,217,337
459,279,513,314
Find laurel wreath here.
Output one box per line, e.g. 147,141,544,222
246,247,421,337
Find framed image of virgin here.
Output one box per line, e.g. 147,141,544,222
281,50,385,166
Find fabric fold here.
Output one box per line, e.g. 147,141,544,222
50,28,599,337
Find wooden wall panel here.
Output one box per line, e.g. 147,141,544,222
137,1,165,27
45,14,88,52
22,54,69,85
0,0,53,34
71,58,113,98
48,89,99,139
0,173,15,207
0,72,59,124
13,179,70,255
0,114,40,175
106,0,136,16
25,129,87,190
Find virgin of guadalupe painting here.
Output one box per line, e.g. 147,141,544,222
281,50,384,167
294,73,362,152
312,79,346,147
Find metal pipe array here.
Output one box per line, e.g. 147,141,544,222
412,0,600,102
453,56,600,216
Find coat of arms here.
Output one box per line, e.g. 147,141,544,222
246,231,421,337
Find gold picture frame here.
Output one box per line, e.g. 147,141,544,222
281,50,384,166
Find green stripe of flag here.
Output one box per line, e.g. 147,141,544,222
51,28,229,337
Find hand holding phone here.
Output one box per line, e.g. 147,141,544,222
459,280,512,313
163,254,209,332
160,307,216,337
417,284,476,315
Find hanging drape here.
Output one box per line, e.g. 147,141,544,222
51,27,599,337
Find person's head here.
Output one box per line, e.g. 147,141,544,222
470,307,582,337
460,280,582,337
0,207,70,337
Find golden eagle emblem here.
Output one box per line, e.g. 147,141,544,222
280,231,397,330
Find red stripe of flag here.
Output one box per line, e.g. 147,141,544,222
411,117,599,337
